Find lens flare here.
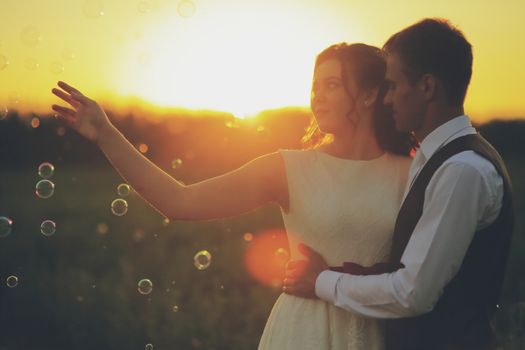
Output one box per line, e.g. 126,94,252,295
243,229,289,287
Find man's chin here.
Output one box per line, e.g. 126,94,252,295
392,116,404,132
392,115,411,133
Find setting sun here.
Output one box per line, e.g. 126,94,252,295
111,1,356,118
0,0,524,121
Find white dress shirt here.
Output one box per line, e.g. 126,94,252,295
315,115,504,318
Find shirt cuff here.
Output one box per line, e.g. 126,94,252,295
315,270,343,303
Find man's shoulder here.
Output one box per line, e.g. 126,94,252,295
435,151,502,195
444,150,499,177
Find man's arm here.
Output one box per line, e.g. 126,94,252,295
289,159,502,318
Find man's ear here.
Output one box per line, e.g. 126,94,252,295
419,73,437,102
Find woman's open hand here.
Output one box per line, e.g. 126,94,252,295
52,81,112,144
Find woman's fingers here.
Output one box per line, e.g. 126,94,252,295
51,88,81,107
69,92,87,104
52,104,75,115
55,81,89,105
57,81,83,95
52,104,76,120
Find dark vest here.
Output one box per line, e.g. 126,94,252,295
330,134,514,350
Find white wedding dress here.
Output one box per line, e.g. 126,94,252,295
258,149,411,350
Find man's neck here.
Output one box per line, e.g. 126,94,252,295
414,105,465,143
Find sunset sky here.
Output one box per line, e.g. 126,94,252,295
1,0,524,122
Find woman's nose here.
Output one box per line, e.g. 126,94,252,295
383,89,392,105
311,89,326,104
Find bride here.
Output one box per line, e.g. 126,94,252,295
52,42,415,349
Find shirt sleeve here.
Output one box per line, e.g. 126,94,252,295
315,160,503,318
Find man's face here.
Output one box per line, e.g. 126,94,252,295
384,53,425,134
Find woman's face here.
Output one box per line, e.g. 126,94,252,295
310,58,356,134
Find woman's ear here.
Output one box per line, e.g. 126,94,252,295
363,87,379,107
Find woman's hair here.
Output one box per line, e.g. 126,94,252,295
302,43,417,156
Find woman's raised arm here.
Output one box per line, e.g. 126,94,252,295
52,81,288,221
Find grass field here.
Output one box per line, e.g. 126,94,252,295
1,163,288,349
1,115,524,349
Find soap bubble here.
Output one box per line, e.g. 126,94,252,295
96,222,109,235
177,0,196,18
35,179,55,199
225,119,241,129
138,279,153,295
111,198,128,216
50,61,64,75
133,228,145,242
57,126,66,136
83,0,105,19
62,48,76,61
0,54,8,71
0,216,13,237
38,162,55,179
40,220,56,236
20,26,42,47
31,117,40,129
8,91,20,105
6,275,18,288
274,247,289,262
0,106,7,120
117,183,131,197
137,51,152,65
25,57,40,71
137,1,151,13
145,344,154,350
193,250,212,270
171,158,182,169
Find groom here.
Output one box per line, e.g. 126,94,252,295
283,18,514,350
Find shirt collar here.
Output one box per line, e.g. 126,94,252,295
419,115,474,161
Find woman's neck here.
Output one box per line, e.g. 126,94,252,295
322,126,384,160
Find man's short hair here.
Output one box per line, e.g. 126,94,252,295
383,18,473,107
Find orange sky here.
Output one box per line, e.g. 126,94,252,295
1,0,524,122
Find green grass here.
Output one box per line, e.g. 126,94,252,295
1,165,284,349
0,151,524,349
